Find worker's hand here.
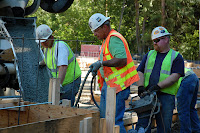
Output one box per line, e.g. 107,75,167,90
39,60,46,68
60,84,65,93
89,60,102,76
91,71,97,77
148,84,161,93
138,86,146,97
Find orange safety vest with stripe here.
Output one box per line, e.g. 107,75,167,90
97,29,140,93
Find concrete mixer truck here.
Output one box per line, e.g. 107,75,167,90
0,0,73,102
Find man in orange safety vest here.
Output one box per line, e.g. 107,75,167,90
88,13,139,133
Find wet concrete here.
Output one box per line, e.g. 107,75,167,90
1,17,50,102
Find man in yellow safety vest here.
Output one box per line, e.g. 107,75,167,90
36,24,81,107
135,26,185,133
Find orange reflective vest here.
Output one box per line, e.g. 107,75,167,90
97,29,140,93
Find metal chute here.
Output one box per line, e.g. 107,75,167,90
40,0,74,13
0,0,41,17
24,0,41,16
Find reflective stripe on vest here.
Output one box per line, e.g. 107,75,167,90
144,49,179,95
97,29,139,93
44,40,81,85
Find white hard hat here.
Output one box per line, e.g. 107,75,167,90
36,24,52,43
151,26,172,40
88,13,110,32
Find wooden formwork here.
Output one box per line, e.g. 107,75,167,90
0,103,100,133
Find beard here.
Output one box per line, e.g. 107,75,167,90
154,44,160,52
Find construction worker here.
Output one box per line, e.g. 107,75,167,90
36,24,81,107
135,26,185,133
88,13,140,133
176,68,200,133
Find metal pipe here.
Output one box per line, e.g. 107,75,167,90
0,19,24,96
0,102,52,110
0,96,20,98
0,63,16,75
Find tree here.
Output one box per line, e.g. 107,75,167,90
28,0,200,60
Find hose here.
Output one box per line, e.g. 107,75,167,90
74,68,92,107
90,75,100,109
74,68,100,109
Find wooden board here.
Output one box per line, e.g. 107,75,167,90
0,48,14,61
106,87,116,133
0,103,100,133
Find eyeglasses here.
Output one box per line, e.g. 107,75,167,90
153,37,165,43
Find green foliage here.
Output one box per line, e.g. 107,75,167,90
177,30,199,60
28,0,200,60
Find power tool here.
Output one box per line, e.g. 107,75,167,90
126,92,161,133
127,92,161,118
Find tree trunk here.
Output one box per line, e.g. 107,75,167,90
105,0,108,17
141,16,147,54
135,0,141,55
161,0,166,26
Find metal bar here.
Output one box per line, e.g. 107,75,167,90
0,37,96,43
0,102,52,110
0,96,21,98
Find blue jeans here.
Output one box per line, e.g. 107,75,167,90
136,92,175,133
100,82,130,133
177,74,200,133
60,76,81,106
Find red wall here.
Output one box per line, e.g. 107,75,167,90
81,45,101,57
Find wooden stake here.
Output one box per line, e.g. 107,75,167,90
106,87,116,133
83,117,92,133
114,125,120,133
48,79,53,103
100,118,106,133
48,78,60,105
61,99,71,107
79,120,84,133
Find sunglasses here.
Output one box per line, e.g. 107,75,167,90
153,37,165,43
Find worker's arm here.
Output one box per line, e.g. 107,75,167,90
89,58,127,76
102,57,127,67
157,73,181,89
58,65,68,84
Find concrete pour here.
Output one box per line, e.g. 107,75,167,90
1,17,50,103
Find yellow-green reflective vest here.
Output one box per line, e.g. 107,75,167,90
44,40,81,86
144,49,179,95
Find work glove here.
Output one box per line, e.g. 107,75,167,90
60,84,65,94
89,60,102,76
148,84,161,93
138,86,146,97
39,60,46,68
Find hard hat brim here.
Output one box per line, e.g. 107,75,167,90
152,33,172,40
36,35,50,44
91,17,110,32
